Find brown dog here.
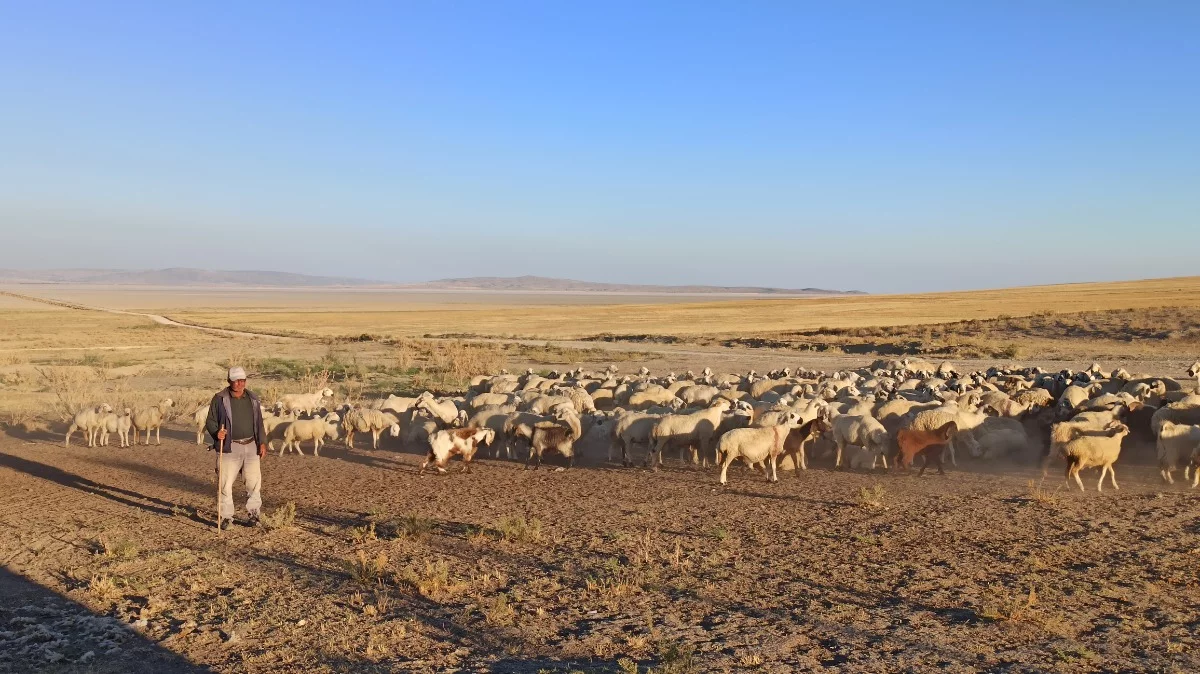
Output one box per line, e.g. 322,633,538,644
895,422,958,475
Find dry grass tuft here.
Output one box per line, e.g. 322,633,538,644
493,515,544,544
87,574,121,603
857,484,887,509
347,550,389,585
482,593,515,626
259,501,297,530
95,534,138,559
979,584,1038,622
1026,479,1061,504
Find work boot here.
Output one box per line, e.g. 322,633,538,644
246,512,261,528
219,519,233,531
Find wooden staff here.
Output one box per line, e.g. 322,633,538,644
216,424,225,534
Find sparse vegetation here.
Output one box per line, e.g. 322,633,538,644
347,550,389,585
493,515,545,544
259,501,297,530
857,483,887,509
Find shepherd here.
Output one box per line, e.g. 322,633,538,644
205,366,268,530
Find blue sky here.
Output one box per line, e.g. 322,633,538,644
1,1,1196,293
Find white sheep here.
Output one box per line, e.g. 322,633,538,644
716,418,825,485
830,414,889,469
98,408,133,448
192,403,210,444
416,396,465,427
65,404,113,447
527,410,583,469
281,413,340,456
901,404,988,466
1151,399,1200,436
609,411,662,466
1051,421,1130,491
647,399,732,468
341,407,399,450
466,405,518,458
280,388,335,415
1189,360,1200,393
1156,420,1200,485
131,398,174,446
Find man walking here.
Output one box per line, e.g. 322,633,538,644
205,366,267,529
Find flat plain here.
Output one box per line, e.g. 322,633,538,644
1,278,1199,673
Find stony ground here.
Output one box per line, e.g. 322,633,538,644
2,422,1199,673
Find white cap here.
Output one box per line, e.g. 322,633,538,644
227,366,247,381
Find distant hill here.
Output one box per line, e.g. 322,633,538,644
0,268,864,295
409,275,864,295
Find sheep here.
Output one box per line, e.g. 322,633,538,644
503,411,552,456
131,398,174,446
65,404,113,447
379,394,421,414
280,388,335,415
422,427,496,474
1052,421,1130,491
716,418,825,485
1189,360,1200,392
417,396,466,427
609,411,662,466
900,404,988,466
1156,420,1200,485
98,408,133,448
830,414,889,469
895,422,958,475
341,407,399,450
192,403,210,444
388,411,440,449
627,387,678,410
465,405,519,458
468,392,513,410
1151,400,1200,436
551,386,598,414
527,410,583,470
647,399,732,468
962,416,1033,461
281,413,340,456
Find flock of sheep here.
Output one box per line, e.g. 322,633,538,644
66,358,1200,491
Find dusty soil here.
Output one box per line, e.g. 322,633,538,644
2,421,1199,673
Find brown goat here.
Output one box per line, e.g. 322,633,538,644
895,421,958,475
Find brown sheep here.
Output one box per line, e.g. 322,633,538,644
895,422,958,475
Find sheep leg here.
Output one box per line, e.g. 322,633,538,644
156,426,161,445
768,454,778,483
1162,467,1174,484
313,439,321,457
1107,465,1119,490
879,453,888,470
834,441,844,468
718,454,735,485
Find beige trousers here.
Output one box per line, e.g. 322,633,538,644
219,441,262,519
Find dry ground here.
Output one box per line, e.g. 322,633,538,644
152,276,1200,343
2,423,1199,673
2,281,1200,672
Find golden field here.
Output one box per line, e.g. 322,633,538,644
155,276,1200,340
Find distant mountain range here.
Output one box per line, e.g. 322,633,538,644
0,268,864,295
407,275,864,295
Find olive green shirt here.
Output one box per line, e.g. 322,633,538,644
228,394,255,441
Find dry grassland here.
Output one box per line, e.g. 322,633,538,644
167,276,1200,339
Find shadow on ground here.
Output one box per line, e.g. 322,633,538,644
0,567,211,674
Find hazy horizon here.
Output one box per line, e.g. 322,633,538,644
2,3,1197,294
